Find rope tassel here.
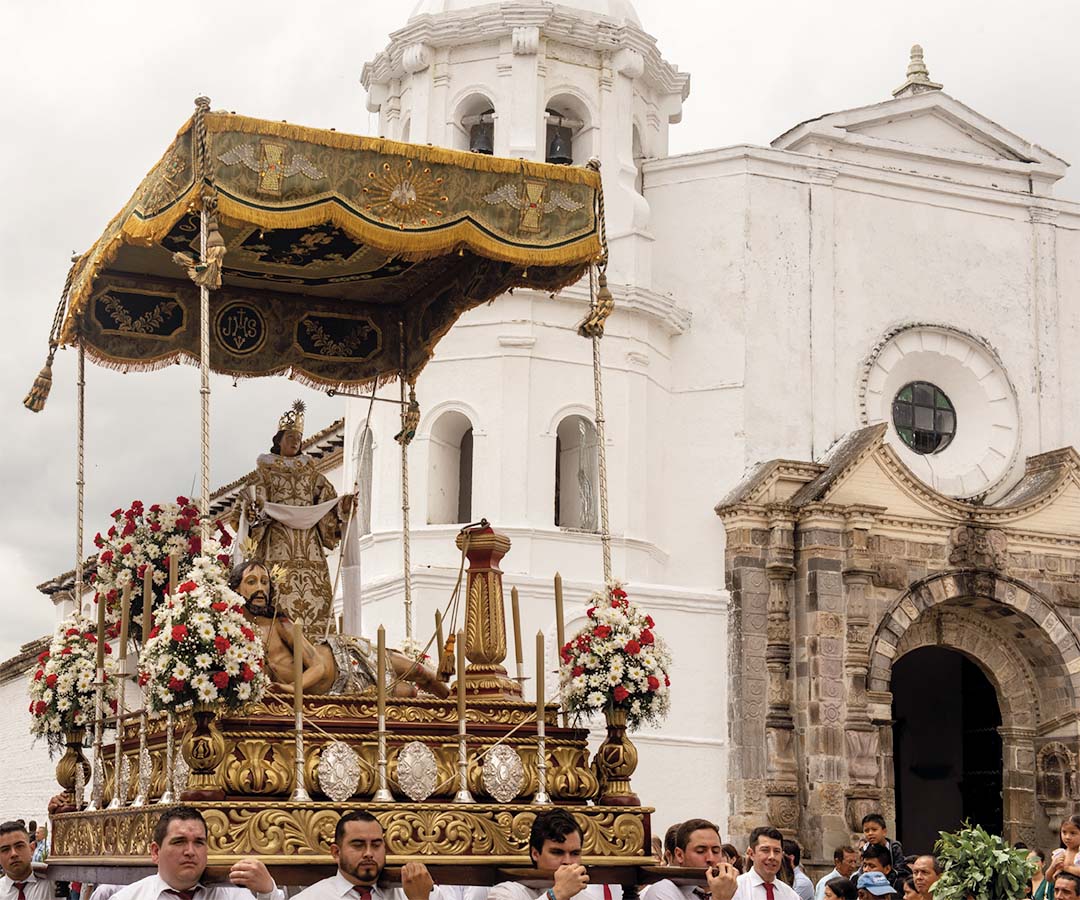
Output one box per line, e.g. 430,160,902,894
437,633,457,681
23,347,56,412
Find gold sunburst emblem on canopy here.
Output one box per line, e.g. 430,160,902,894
361,160,449,229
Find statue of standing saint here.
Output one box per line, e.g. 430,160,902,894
235,400,354,635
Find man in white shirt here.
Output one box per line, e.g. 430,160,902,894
780,842,812,900
814,848,859,900
732,827,799,900
110,807,282,900
645,819,738,900
293,811,440,900
1,822,52,900
488,809,590,900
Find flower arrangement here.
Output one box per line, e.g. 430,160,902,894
559,584,672,731
91,497,233,641
27,613,117,755
138,554,268,713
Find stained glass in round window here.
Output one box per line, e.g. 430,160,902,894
892,381,956,454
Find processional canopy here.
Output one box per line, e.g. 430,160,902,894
47,108,602,390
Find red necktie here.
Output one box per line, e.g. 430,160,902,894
762,883,775,900
354,887,372,900
603,886,613,900
14,883,27,900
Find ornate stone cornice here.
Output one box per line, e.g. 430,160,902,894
362,4,689,101
555,280,692,335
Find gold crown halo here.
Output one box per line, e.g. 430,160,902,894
278,399,305,436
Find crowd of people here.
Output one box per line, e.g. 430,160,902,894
3,810,1080,900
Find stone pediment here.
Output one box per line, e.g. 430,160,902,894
771,91,1068,193
716,425,1080,540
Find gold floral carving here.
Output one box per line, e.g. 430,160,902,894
204,807,340,856
224,740,294,795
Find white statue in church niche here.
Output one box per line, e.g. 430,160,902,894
577,419,597,532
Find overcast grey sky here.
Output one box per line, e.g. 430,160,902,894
2,0,1078,661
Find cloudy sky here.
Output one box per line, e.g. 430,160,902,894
2,0,1078,661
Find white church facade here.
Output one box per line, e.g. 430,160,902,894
4,0,1080,865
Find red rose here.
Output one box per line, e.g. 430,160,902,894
111,507,123,519
108,699,118,713
572,665,585,677
37,650,49,663
593,625,612,639
149,626,160,639
33,669,44,681
240,663,255,682
214,636,231,654
183,506,199,519
219,533,232,548
647,675,660,691
612,588,627,600
212,671,229,689
149,522,162,533
178,580,197,593
120,542,133,555
150,504,161,513
138,671,150,686
217,554,231,566
241,627,255,643
104,643,112,655
93,533,104,548
34,700,47,715
231,604,243,614
645,615,655,628
99,550,114,564
84,632,97,643
560,644,573,664
586,606,597,619
625,640,641,655
177,495,190,505
188,536,202,554
168,676,186,691
45,673,57,688
137,563,147,578
88,572,96,584
121,521,136,537
613,685,630,703
65,627,80,637
171,624,189,642
61,647,72,656
107,525,117,538
639,630,655,646
211,601,227,612
176,517,191,532
664,675,670,687
106,589,117,601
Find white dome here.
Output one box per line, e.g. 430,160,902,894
408,0,641,27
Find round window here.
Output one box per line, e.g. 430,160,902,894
892,381,956,454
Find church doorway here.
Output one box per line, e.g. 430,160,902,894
892,646,1003,854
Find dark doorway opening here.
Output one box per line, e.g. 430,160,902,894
892,646,1003,853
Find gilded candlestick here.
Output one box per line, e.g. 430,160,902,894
454,629,474,802
108,584,132,809
533,630,550,804
373,625,393,802
291,619,310,801
158,711,175,804
511,586,525,682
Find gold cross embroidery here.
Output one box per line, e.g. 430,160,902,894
518,180,547,233
259,142,287,195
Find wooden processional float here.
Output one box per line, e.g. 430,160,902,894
24,99,659,887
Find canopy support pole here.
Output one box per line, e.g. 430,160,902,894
590,316,612,584
75,342,86,608
199,207,211,539
399,323,414,642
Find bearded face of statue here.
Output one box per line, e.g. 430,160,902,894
231,563,273,618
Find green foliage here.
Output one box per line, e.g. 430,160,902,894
932,822,1037,900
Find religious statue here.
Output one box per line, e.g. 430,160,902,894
235,400,351,634
229,559,449,699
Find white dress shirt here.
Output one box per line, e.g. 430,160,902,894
110,873,283,900
791,869,813,900
640,880,704,900
812,870,840,900
0,872,54,900
488,884,624,900
293,873,448,900
732,869,800,900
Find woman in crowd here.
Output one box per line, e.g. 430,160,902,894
822,878,858,900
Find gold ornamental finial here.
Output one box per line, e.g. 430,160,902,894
892,44,943,98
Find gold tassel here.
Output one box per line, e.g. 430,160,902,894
23,348,56,413
437,632,456,682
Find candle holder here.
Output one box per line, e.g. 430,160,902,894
132,710,150,807
107,667,129,809
454,717,475,803
533,710,551,805
86,672,106,811
158,711,176,804
291,705,312,802
373,711,394,802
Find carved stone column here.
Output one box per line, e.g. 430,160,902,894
765,508,799,835
455,524,521,697
1000,726,1037,846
